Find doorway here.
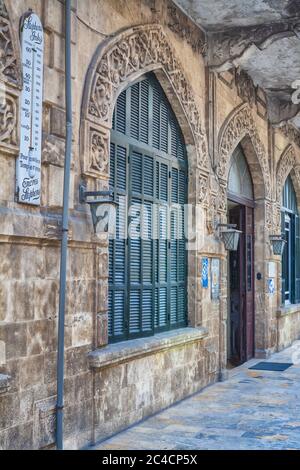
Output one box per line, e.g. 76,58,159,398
228,201,254,365
227,144,255,366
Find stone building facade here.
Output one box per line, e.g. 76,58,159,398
0,0,300,450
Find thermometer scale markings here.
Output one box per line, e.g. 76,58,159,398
17,13,44,205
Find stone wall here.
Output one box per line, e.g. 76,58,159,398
0,0,300,450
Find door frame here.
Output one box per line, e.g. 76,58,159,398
228,192,255,365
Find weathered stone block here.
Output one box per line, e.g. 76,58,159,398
33,396,56,449
34,280,58,321
19,355,44,391
11,281,35,322
47,166,74,209
0,341,6,366
0,282,8,322
0,324,27,360
97,280,108,313
65,345,90,377
26,320,57,356
72,312,93,347
50,106,66,138
96,312,108,348
0,393,20,429
5,423,34,450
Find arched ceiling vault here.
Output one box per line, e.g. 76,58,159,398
172,0,300,128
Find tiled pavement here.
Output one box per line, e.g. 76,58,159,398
93,341,300,450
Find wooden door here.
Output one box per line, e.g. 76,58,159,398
229,204,254,364
245,206,254,360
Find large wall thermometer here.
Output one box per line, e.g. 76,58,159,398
17,12,44,205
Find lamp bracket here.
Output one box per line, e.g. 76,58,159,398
79,184,114,205
217,223,238,230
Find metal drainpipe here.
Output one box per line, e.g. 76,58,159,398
56,0,72,451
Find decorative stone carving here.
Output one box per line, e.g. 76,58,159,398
90,129,109,175
265,200,274,233
198,174,209,205
217,103,271,199
279,124,300,149
0,91,18,152
276,145,296,201
0,1,21,155
276,144,300,216
0,0,21,86
167,4,207,55
82,24,209,176
235,68,256,106
215,184,227,214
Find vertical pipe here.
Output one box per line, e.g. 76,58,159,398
56,0,72,451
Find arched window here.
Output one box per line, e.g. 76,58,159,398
281,175,300,305
108,73,188,343
228,145,254,201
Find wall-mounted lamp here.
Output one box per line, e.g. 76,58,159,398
79,185,118,234
269,235,286,256
218,224,242,251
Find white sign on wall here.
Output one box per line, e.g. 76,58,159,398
16,12,44,205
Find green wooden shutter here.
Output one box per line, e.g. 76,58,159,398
295,214,300,303
108,142,127,341
281,211,286,305
109,73,187,342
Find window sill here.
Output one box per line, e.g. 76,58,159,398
88,327,209,370
276,304,300,318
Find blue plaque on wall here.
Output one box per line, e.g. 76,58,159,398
211,258,220,300
202,258,209,288
268,279,275,294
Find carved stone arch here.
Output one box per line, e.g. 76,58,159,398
0,0,22,155
217,103,271,200
276,144,300,204
80,24,209,180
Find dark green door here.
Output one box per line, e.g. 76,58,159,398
108,73,188,343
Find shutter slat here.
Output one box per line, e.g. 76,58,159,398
130,83,139,140
109,142,115,190
295,215,300,303
170,287,177,325
160,164,168,202
131,151,142,194
159,288,167,327
160,101,169,153
117,145,127,191
116,90,126,134
114,291,125,336
152,85,160,149
140,80,149,144
129,291,140,333
142,290,152,331
144,155,154,197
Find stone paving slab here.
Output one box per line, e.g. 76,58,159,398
92,341,300,450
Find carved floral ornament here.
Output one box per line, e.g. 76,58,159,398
217,104,271,199
276,145,300,202
0,0,21,154
81,24,209,178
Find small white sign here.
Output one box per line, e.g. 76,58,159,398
16,12,44,205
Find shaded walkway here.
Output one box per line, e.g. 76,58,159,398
93,341,300,450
